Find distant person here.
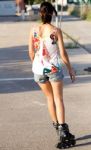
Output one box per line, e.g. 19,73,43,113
29,2,76,149
16,0,25,20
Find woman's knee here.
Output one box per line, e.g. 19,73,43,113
54,97,64,104
46,94,54,102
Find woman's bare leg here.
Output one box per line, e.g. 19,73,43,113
50,81,65,124
38,81,57,123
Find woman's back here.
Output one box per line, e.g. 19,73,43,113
32,24,62,75
33,24,58,50
38,24,57,38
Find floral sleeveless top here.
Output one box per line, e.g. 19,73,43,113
32,27,63,75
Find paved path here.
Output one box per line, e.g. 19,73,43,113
0,15,91,150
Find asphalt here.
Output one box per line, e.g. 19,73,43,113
0,12,91,150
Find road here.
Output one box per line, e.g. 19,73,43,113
0,18,91,150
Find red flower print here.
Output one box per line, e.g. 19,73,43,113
33,36,40,51
51,66,58,73
42,44,50,57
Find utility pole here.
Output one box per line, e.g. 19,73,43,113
59,0,63,27
55,0,64,27
55,0,58,27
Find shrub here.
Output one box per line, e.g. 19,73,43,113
67,4,80,17
86,9,91,21
68,4,91,21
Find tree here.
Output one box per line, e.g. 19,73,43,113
24,0,51,5
34,0,45,4
24,0,34,5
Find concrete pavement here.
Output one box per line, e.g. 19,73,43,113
0,14,91,150
61,11,91,53
60,12,91,75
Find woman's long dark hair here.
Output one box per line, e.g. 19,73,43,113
40,2,57,24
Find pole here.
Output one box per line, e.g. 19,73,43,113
60,0,63,28
80,0,83,19
55,0,58,27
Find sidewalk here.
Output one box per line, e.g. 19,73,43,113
60,12,91,75
61,11,91,53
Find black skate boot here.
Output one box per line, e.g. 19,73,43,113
56,123,76,149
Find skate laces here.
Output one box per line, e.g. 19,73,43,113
53,121,58,130
58,123,70,137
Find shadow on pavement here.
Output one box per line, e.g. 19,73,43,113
83,44,91,54
76,134,91,141
0,44,91,93
75,134,91,148
75,75,91,84
62,14,82,22
0,79,40,94
52,14,81,23
64,75,91,87
0,13,81,23
0,16,28,23
66,44,91,54
0,16,38,23
0,16,20,22
0,75,91,94
0,45,29,63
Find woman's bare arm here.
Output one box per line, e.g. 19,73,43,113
29,31,35,63
57,28,75,82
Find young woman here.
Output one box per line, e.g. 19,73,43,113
29,2,76,149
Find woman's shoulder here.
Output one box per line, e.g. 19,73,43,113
54,27,62,38
50,25,62,34
50,26,62,38
54,27,62,33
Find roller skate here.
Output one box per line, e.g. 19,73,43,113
56,123,76,149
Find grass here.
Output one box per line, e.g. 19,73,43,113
68,5,91,21
86,10,91,21
65,42,79,49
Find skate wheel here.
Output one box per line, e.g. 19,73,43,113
56,142,70,149
71,140,76,146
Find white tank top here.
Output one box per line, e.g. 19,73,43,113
32,27,63,75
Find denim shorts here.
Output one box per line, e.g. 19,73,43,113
34,70,64,83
